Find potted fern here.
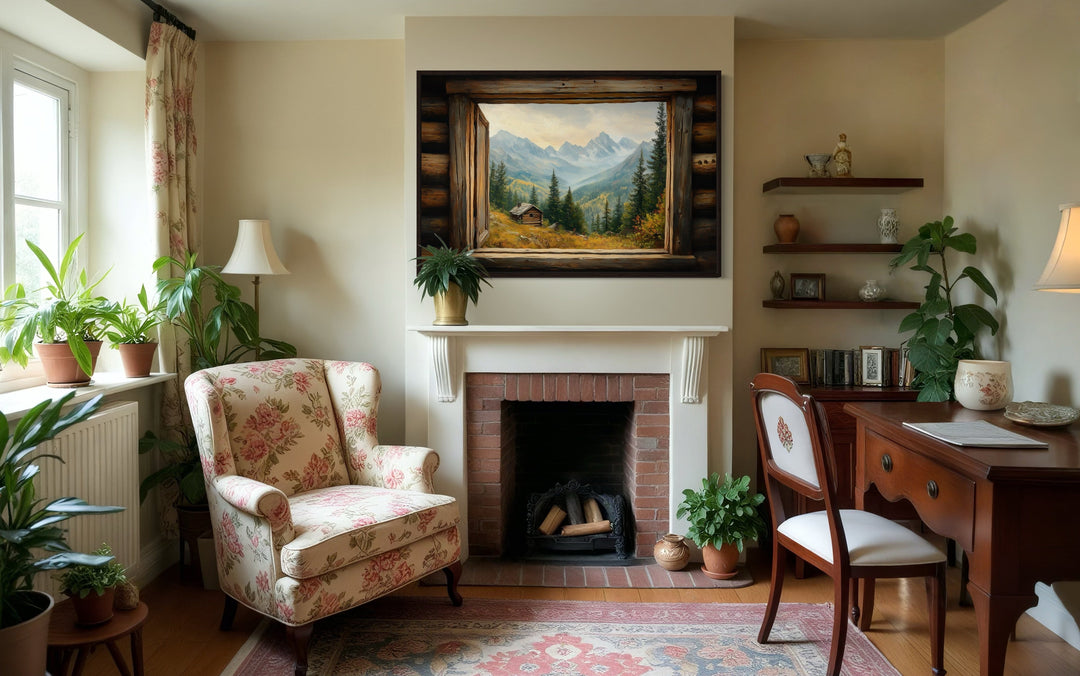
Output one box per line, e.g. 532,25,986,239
0,393,123,675
676,473,767,580
102,285,167,378
412,238,491,326
55,543,126,626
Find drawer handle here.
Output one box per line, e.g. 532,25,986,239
927,480,939,499
881,454,893,473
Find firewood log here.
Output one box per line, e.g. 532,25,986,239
538,505,567,535
561,520,612,536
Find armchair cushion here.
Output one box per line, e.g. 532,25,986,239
778,509,946,567
280,486,459,579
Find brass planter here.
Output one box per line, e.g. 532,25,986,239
433,283,468,326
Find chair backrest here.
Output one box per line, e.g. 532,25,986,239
750,373,842,524
185,359,382,496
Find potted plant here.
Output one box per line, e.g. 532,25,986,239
890,215,999,401
55,543,126,626
412,238,491,326
0,392,123,675
153,251,296,370
102,285,167,378
676,473,767,580
0,235,111,385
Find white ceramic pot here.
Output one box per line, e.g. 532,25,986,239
954,360,1012,410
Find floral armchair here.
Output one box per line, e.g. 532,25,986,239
185,359,462,675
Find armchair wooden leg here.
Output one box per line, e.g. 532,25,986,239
927,564,947,675
444,561,464,606
286,623,314,676
220,595,239,631
758,539,787,644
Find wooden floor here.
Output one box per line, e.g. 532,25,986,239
75,550,1080,676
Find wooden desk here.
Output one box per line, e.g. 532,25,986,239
846,401,1080,676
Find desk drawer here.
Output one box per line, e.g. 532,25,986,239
864,431,975,551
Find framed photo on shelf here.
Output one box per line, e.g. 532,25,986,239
860,346,886,386
760,348,811,385
790,273,826,300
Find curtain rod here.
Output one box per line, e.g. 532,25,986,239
140,0,196,41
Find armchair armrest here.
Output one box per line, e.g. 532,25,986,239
369,445,440,493
213,475,295,540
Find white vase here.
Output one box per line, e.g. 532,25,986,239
878,208,899,244
954,360,1012,410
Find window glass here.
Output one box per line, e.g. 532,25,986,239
14,204,60,299
13,81,61,201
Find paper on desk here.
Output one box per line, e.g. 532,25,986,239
902,420,1049,447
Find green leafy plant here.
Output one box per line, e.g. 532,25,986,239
55,543,126,599
0,393,124,628
153,251,296,370
890,216,999,401
137,430,205,506
102,285,166,346
412,238,492,304
0,234,111,377
676,473,766,553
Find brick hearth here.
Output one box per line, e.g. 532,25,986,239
465,373,670,559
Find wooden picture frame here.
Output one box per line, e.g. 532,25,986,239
760,348,811,385
416,70,721,277
860,346,886,386
790,273,826,300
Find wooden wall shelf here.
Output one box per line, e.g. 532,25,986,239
763,243,903,254
762,300,919,310
762,177,924,194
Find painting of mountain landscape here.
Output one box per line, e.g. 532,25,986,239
481,101,667,250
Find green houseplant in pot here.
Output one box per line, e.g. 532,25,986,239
102,285,167,378
412,238,492,326
890,216,999,402
55,542,126,626
676,473,767,580
0,234,111,385
0,392,124,676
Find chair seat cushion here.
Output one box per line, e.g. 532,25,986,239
280,485,460,578
777,509,945,566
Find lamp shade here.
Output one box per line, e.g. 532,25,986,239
222,219,289,276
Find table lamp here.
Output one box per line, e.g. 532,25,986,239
222,219,290,358
1035,204,1080,292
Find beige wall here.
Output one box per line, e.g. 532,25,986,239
402,16,737,477
731,39,945,479
944,0,1080,404
200,40,408,437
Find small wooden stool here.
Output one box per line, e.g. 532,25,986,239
47,600,148,676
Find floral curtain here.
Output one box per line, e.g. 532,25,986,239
146,21,199,538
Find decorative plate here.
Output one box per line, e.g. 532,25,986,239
1004,401,1080,427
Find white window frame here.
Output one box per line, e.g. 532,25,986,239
0,30,88,392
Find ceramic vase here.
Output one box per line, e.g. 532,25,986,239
878,208,900,244
773,214,800,243
805,154,831,178
858,279,886,302
954,359,1012,410
653,534,691,571
770,270,786,299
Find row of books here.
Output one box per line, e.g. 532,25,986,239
810,346,916,388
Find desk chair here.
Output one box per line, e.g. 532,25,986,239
750,373,947,676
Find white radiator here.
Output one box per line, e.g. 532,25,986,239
30,400,140,597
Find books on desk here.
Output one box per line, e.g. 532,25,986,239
902,420,1049,447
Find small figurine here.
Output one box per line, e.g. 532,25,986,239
832,133,852,178
770,270,786,299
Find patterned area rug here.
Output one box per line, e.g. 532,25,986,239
220,597,899,676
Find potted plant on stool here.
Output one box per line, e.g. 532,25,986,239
677,473,767,580
412,237,491,326
0,393,124,676
55,543,127,626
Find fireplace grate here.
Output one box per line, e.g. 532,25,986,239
525,480,630,559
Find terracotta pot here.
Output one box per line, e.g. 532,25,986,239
70,587,116,626
701,541,740,580
0,590,54,676
433,282,468,326
653,534,691,571
773,214,800,243
34,340,102,386
118,342,158,378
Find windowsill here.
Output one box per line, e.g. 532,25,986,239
0,372,175,421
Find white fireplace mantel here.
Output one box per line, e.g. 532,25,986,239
408,325,728,404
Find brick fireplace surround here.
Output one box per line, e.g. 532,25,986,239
466,373,671,559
